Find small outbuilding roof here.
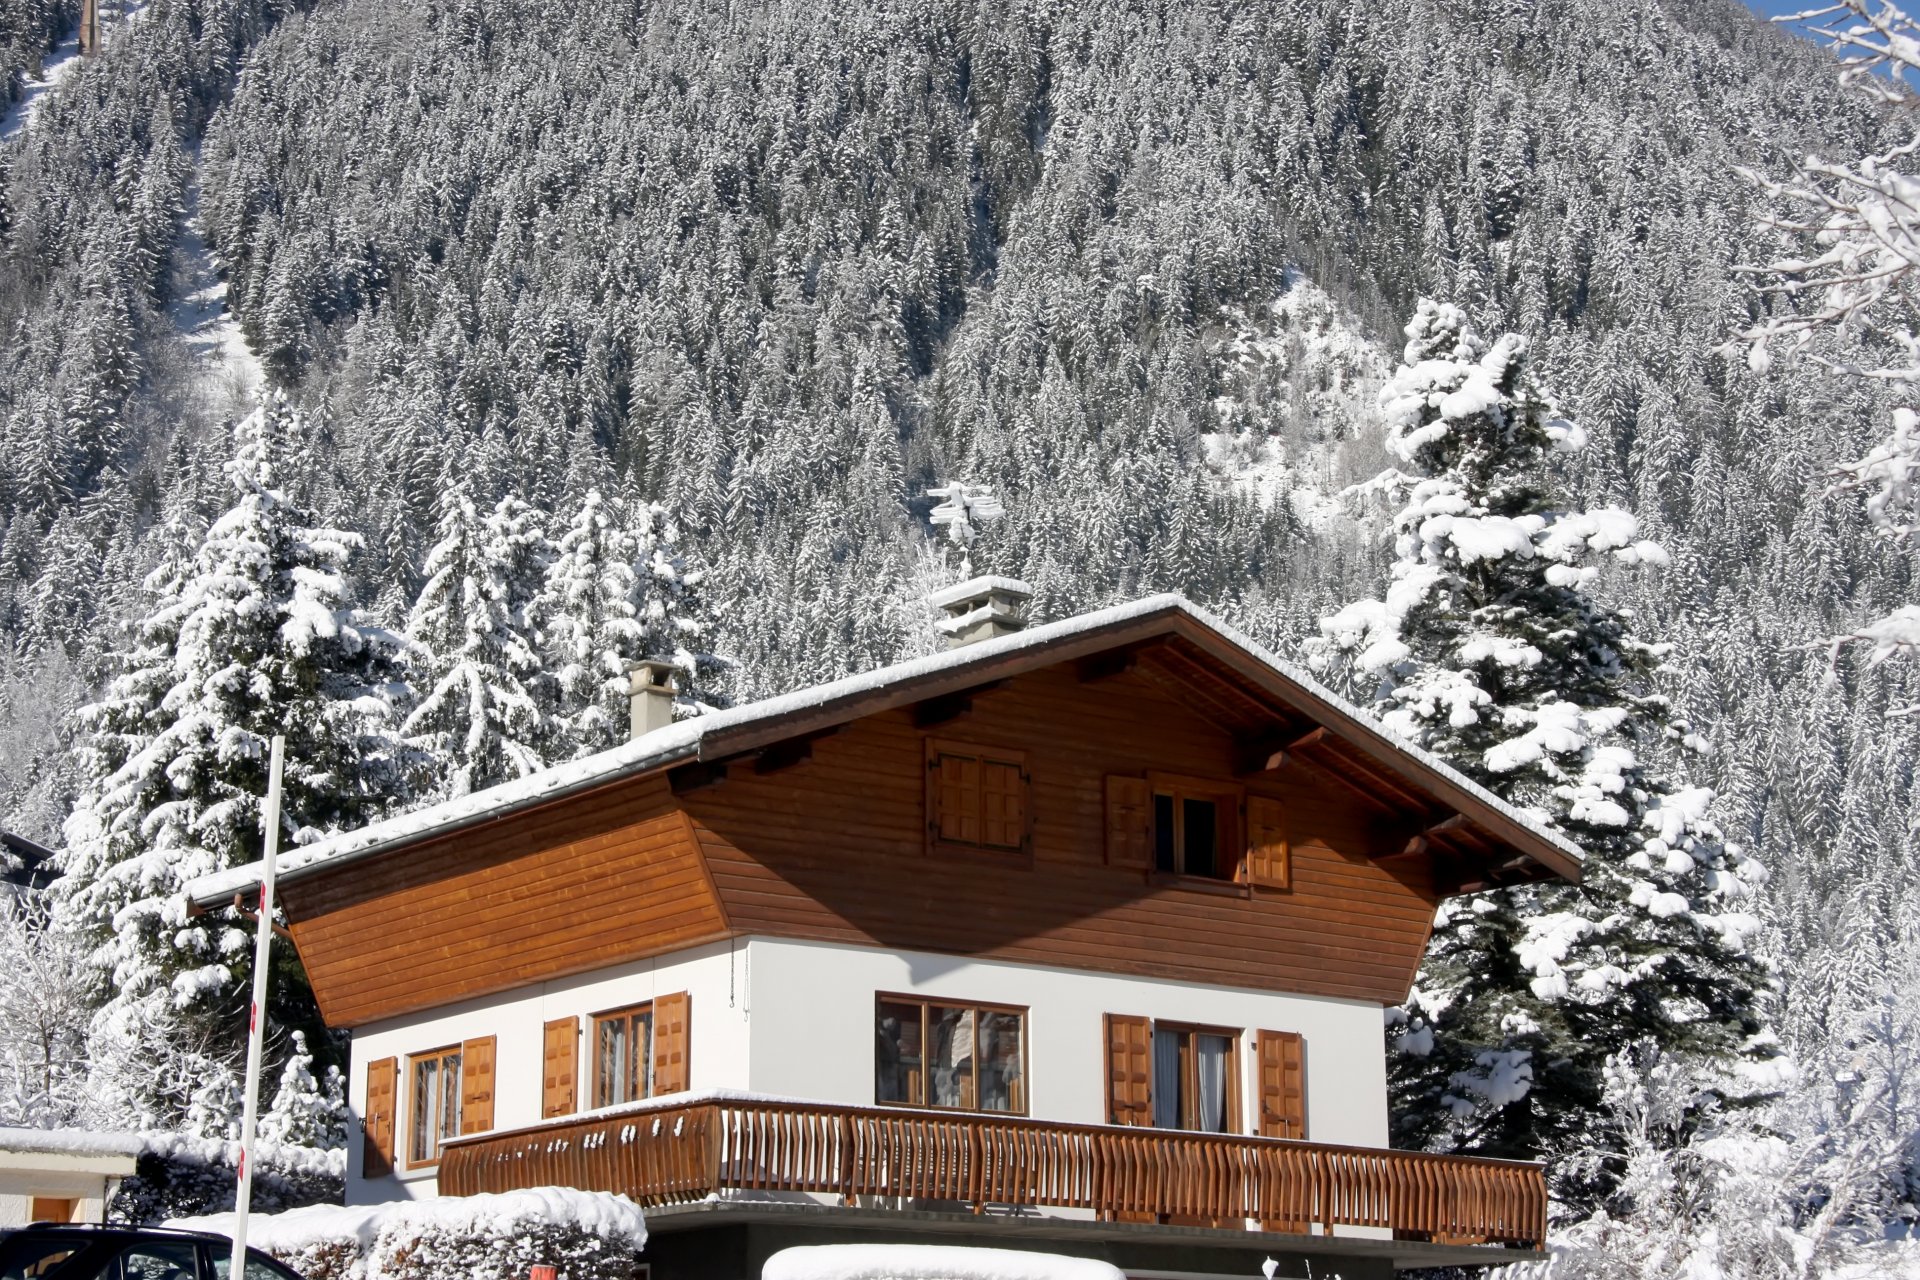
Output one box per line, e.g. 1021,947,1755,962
186,593,1582,911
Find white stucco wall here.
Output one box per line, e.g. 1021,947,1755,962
345,934,1387,1205
744,937,1387,1147
347,936,752,1203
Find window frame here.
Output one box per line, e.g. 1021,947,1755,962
591,1001,657,1110
404,1044,464,1170
1146,772,1246,888
874,992,1030,1116
1149,1019,1244,1135
925,737,1033,861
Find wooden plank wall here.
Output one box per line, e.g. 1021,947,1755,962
687,664,1440,1005
283,775,728,1025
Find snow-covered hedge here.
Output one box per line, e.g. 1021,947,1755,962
110,1131,344,1225
762,1245,1125,1280
173,1188,648,1280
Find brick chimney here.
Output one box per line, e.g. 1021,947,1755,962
928,576,1033,649
628,659,681,739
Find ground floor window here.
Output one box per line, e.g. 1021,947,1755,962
875,995,1026,1113
407,1045,463,1166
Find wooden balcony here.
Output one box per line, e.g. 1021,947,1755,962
438,1097,1546,1251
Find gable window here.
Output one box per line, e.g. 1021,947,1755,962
1149,775,1242,882
407,1046,462,1166
926,739,1030,857
875,995,1026,1113
594,1003,655,1107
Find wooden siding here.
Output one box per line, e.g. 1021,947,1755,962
685,664,1441,1004
281,776,728,1026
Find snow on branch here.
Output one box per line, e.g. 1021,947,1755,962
1737,0,1920,694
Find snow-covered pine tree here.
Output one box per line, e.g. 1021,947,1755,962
537,489,717,760
1306,301,1775,1205
55,398,408,1132
401,482,547,798
259,1029,349,1150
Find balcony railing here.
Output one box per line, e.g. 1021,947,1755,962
438,1096,1546,1250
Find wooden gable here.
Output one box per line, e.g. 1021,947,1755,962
280,775,728,1027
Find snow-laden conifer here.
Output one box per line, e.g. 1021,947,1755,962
1308,302,1775,1203
401,485,548,797
258,1029,348,1150
55,399,407,1132
537,489,717,759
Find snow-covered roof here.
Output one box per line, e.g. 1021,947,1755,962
0,1126,143,1165
186,593,1581,909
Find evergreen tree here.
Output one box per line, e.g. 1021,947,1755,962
55,400,407,1132
1307,302,1775,1205
536,489,716,759
401,483,548,798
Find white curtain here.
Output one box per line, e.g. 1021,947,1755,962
1152,1029,1181,1129
1197,1035,1228,1133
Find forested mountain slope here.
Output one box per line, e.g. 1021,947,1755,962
2,0,1917,1211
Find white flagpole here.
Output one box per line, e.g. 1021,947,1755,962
231,734,285,1279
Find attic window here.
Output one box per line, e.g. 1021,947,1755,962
1149,774,1242,882
926,739,1030,857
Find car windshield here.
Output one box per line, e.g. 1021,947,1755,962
210,1250,304,1280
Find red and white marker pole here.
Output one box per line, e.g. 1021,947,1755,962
230,735,286,1279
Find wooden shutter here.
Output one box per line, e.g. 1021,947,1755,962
1104,1013,1152,1126
980,758,1027,850
652,991,691,1094
542,1017,579,1118
1105,775,1151,869
459,1036,496,1134
928,745,981,846
1245,795,1291,890
362,1057,397,1177
29,1197,76,1224
1256,1030,1306,1140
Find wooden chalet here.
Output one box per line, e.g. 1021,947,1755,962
188,581,1580,1280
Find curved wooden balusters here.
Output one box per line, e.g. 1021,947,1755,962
439,1098,1545,1250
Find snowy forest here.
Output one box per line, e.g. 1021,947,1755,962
2,0,1919,1271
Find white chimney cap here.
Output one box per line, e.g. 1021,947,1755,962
925,575,1034,612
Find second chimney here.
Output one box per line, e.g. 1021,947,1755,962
928,575,1033,649
628,659,681,739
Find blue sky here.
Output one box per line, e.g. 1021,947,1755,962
1743,0,1814,15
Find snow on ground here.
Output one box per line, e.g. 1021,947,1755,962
1199,268,1391,529
0,29,83,144
169,170,266,416
763,1245,1125,1280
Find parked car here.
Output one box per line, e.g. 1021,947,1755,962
0,1225,305,1280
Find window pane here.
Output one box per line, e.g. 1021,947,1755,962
634,1011,655,1101
440,1051,463,1141
1151,1028,1182,1129
876,1001,923,1104
1184,798,1219,878
600,1017,627,1105
118,1243,198,1280
411,1057,436,1161
211,1251,308,1280
977,1011,1024,1112
929,1005,973,1108
1197,1034,1231,1132
1153,794,1176,872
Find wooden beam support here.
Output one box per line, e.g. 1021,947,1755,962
749,726,842,776
1236,726,1327,776
910,681,1004,730
1400,812,1469,858
1076,650,1138,684
669,761,729,796
230,893,295,941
